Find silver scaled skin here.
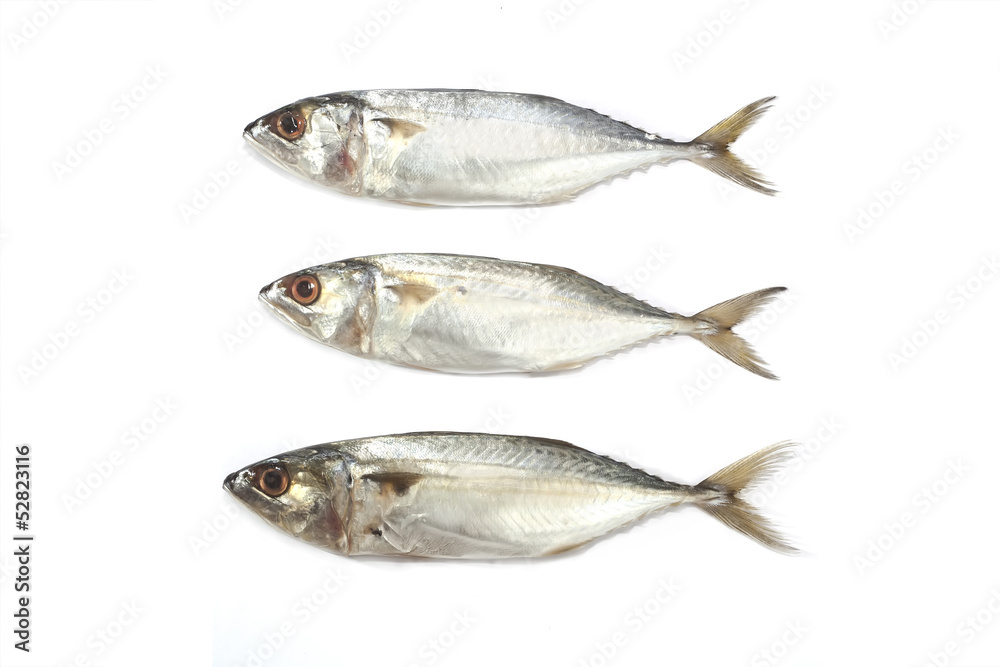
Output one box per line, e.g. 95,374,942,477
243,89,777,205
224,433,798,559
258,253,786,378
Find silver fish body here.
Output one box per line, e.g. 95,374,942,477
243,89,776,205
259,253,785,378
224,432,797,559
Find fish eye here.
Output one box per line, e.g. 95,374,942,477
255,465,290,497
272,110,306,141
290,274,320,306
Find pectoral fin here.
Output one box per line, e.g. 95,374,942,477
372,118,427,142
362,472,424,497
536,263,585,277
385,283,440,309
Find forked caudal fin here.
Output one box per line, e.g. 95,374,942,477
693,442,799,554
688,96,777,195
689,286,786,380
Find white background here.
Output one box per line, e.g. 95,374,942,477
2,1,999,665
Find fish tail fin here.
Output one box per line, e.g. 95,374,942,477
687,96,777,195
686,286,786,380
692,441,799,554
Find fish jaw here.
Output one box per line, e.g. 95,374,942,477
243,119,303,177
223,461,291,536
258,279,313,330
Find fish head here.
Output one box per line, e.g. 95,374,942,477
224,447,352,555
243,95,363,194
258,260,375,355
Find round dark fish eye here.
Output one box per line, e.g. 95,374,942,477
273,110,305,141
256,465,289,497
290,274,320,305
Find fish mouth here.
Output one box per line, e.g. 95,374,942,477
223,471,238,493
242,119,262,150
242,120,299,169
258,283,312,328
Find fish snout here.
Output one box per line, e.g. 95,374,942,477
257,278,313,328
223,471,239,492
258,278,290,309
243,118,264,144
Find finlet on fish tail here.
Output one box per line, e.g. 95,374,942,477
692,442,799,554
686,96,777,195
687,286,786,379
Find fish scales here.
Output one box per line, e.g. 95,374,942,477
338,434,673,557
368,254,661,318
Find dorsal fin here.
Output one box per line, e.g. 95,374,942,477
394,431,586,452
535,262,585,277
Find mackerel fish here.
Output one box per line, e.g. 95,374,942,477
224,432,798,559
258,253,786,378
243,89,776,205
